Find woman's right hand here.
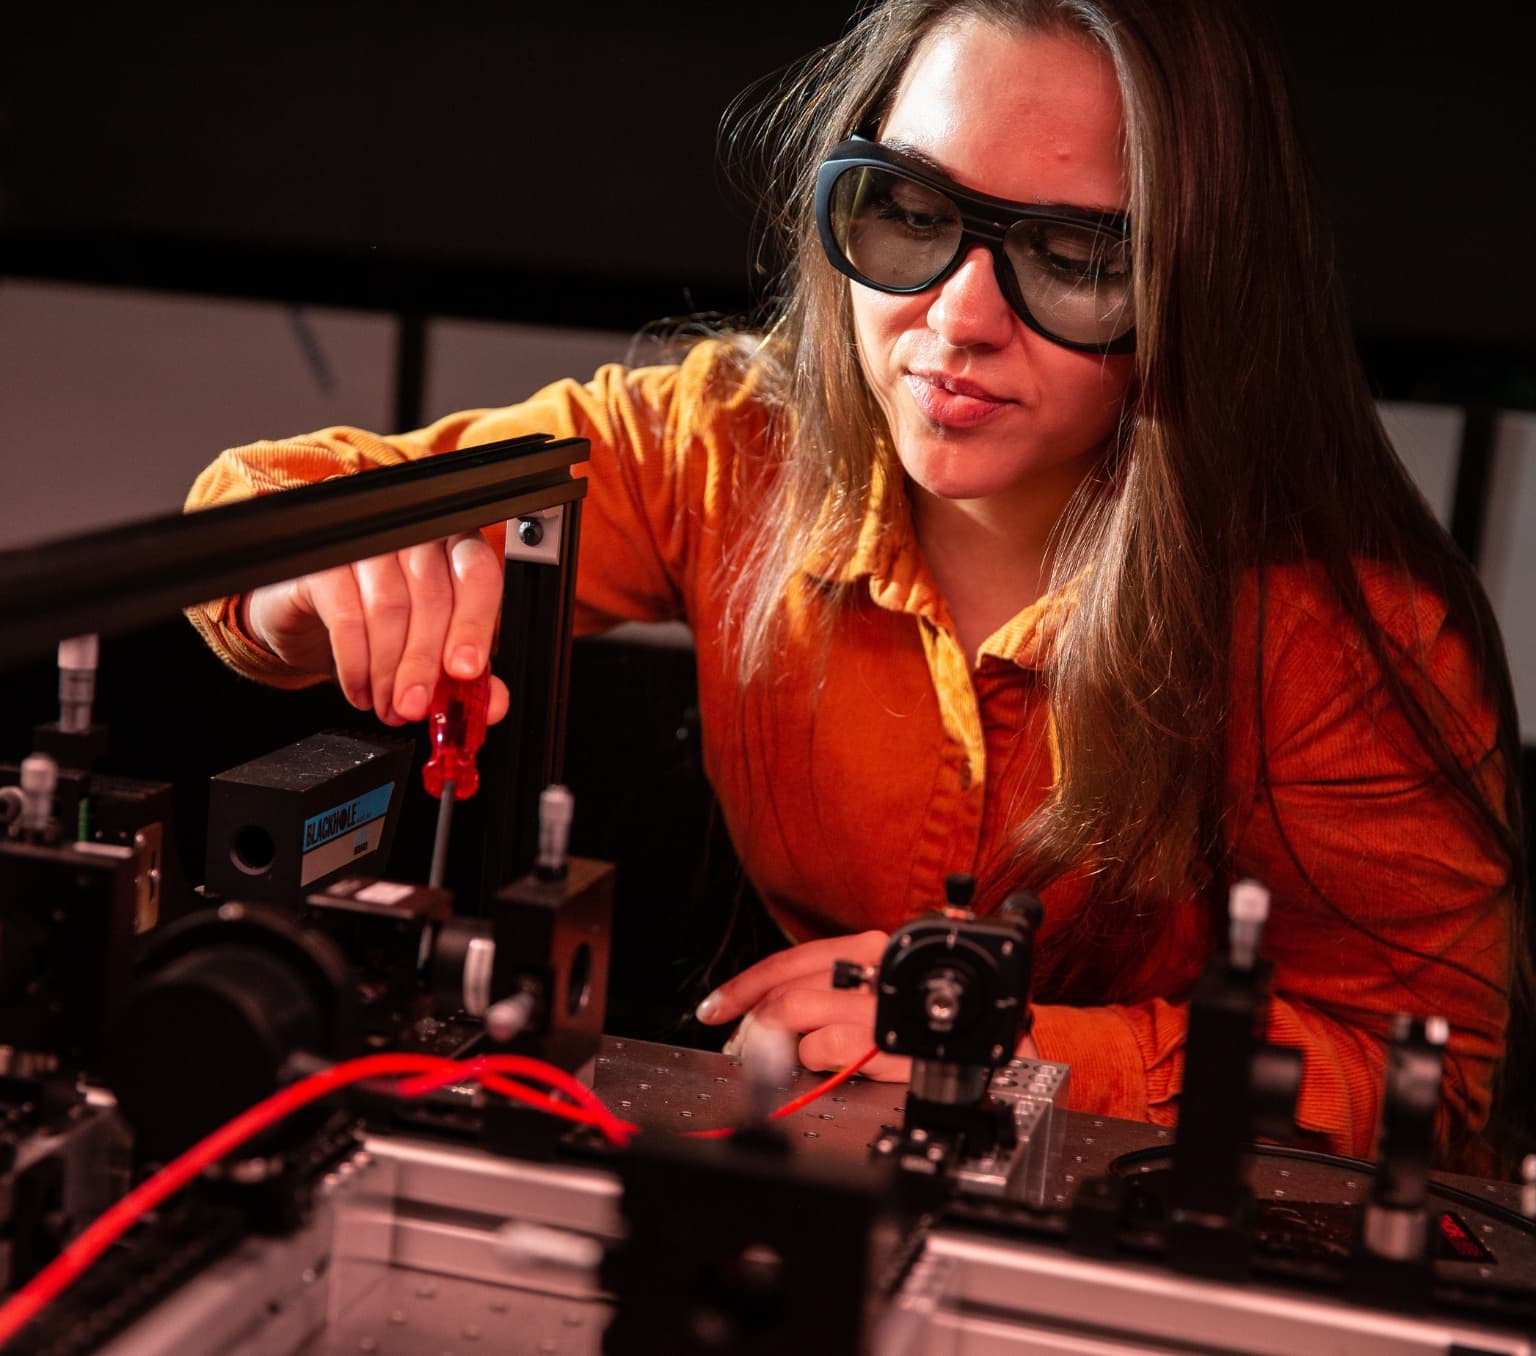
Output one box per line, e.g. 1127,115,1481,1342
243,531,510,726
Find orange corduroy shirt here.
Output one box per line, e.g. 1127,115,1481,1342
186,341,1510,1157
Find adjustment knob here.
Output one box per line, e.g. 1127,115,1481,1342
998,890,1044,930
831,959,871,990
944,873,975,911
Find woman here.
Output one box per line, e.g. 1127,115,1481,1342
186,0,1526,1161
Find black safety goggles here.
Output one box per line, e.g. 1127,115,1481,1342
815,136,1136,355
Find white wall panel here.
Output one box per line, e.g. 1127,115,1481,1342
423,319,646,425
1480,412,1536,741
1378,400,1463,529
0,280,393,548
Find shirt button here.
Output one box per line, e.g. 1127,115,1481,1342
958,760,973,790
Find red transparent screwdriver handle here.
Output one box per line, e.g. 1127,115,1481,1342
421,671,490,800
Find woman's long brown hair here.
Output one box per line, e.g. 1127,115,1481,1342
715,0,1529,1154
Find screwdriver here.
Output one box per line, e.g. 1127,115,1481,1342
423,668,491,890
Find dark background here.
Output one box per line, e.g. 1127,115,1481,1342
2,3,1533,404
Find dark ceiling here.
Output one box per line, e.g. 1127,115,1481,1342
3,3,1532,395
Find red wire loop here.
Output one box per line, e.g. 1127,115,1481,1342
0,1044,880,1348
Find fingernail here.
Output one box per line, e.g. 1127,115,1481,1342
721,1033,740,1057
348,688,371,710
695,992,722,1023
450,536,484,573
398,684,430,720
449,645,483,678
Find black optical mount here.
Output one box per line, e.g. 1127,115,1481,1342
1349,1013,1448,1308
834,873,1042,1177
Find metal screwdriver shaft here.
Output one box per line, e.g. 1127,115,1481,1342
421,670,490,893
428,778,456,889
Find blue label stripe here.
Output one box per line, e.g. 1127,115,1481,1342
302,783,394,852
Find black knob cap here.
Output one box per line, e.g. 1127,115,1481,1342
944,873,975,909
999,890,1044,929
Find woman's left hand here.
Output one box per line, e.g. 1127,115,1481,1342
694,928,1041,1080
693,930,909,1079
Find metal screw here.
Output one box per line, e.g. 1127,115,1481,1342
518,517,544,546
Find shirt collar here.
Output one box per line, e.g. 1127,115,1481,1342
801,459,1074,671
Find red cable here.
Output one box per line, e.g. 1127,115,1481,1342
0,1052,459,1350
0,1044,881,1346
475,1054,634,1128
396,1055,640,1144
685,1046,879,1139
476,1071,640,1145
767,1046,879,1120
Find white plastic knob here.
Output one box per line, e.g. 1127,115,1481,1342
19,753,57,837
1227,879,1270,970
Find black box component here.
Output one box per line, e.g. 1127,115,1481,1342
605,1132,911,1355
29,721,111,774
480,857,614,1158
303,876,453,1044
0,764,188,930
204,731,414,906
0,838,138,1074
490,857,613,1071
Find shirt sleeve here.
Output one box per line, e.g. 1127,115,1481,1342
184,342,752,684
1032,565,1510,1159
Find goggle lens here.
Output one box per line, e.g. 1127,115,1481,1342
825,163,1135,352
